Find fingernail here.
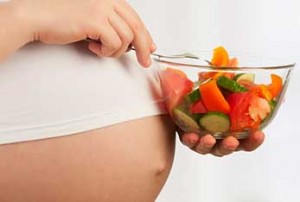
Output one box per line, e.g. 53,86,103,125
187,140,196,147
204,139,216,148
183,138,195,147
254,132,263,141
145,57,151,67
224,142,238,150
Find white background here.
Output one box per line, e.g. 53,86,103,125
130,0,300,202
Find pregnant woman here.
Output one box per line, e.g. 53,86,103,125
0,0,264,201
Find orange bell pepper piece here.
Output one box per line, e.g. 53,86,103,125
212,72,224,80
199,80,231,113
252,85,274,101
211,46,229,67
268,74,283,98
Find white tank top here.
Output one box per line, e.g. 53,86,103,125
0,42,166,144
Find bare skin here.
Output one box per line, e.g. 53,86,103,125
0,115,176,202
0,0,156,66
0,0,264,157
180,131,264,157
0,1,265,201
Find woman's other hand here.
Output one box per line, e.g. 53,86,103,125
12,0,155,67
179,130,265,157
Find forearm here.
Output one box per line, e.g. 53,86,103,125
0,2,33,62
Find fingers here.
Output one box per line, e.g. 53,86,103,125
88,13,134,58
181,131,264,157
181,133,200,148
211,136,240,157
238,131,265,152
88,21,122,57
115,2,154,67
33,0,154,66
180,133,241,157
194,135,216,154
88,1,155,67
108,12,134,57
181,133,216,155
192,135,239,157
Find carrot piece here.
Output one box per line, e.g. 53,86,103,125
199,80,231,113
268,74,283,98
211,46,229,67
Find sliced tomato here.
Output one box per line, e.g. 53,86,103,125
227,91,272,131
227,92,257,131
165,67,187,77
223,72,235,79
228,57,239,67
190,99,207,114
160,68,194,111
198,71,217,82
238,79,256,90
198,71,235,82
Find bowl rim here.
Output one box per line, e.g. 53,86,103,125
154,58,296,71
153,50,296,70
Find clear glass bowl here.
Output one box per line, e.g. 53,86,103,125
155,51,295,139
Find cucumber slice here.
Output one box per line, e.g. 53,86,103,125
217,76,248,92
185,88,201,103
172,107,200,132
199,112,230,133
234,73,255,82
